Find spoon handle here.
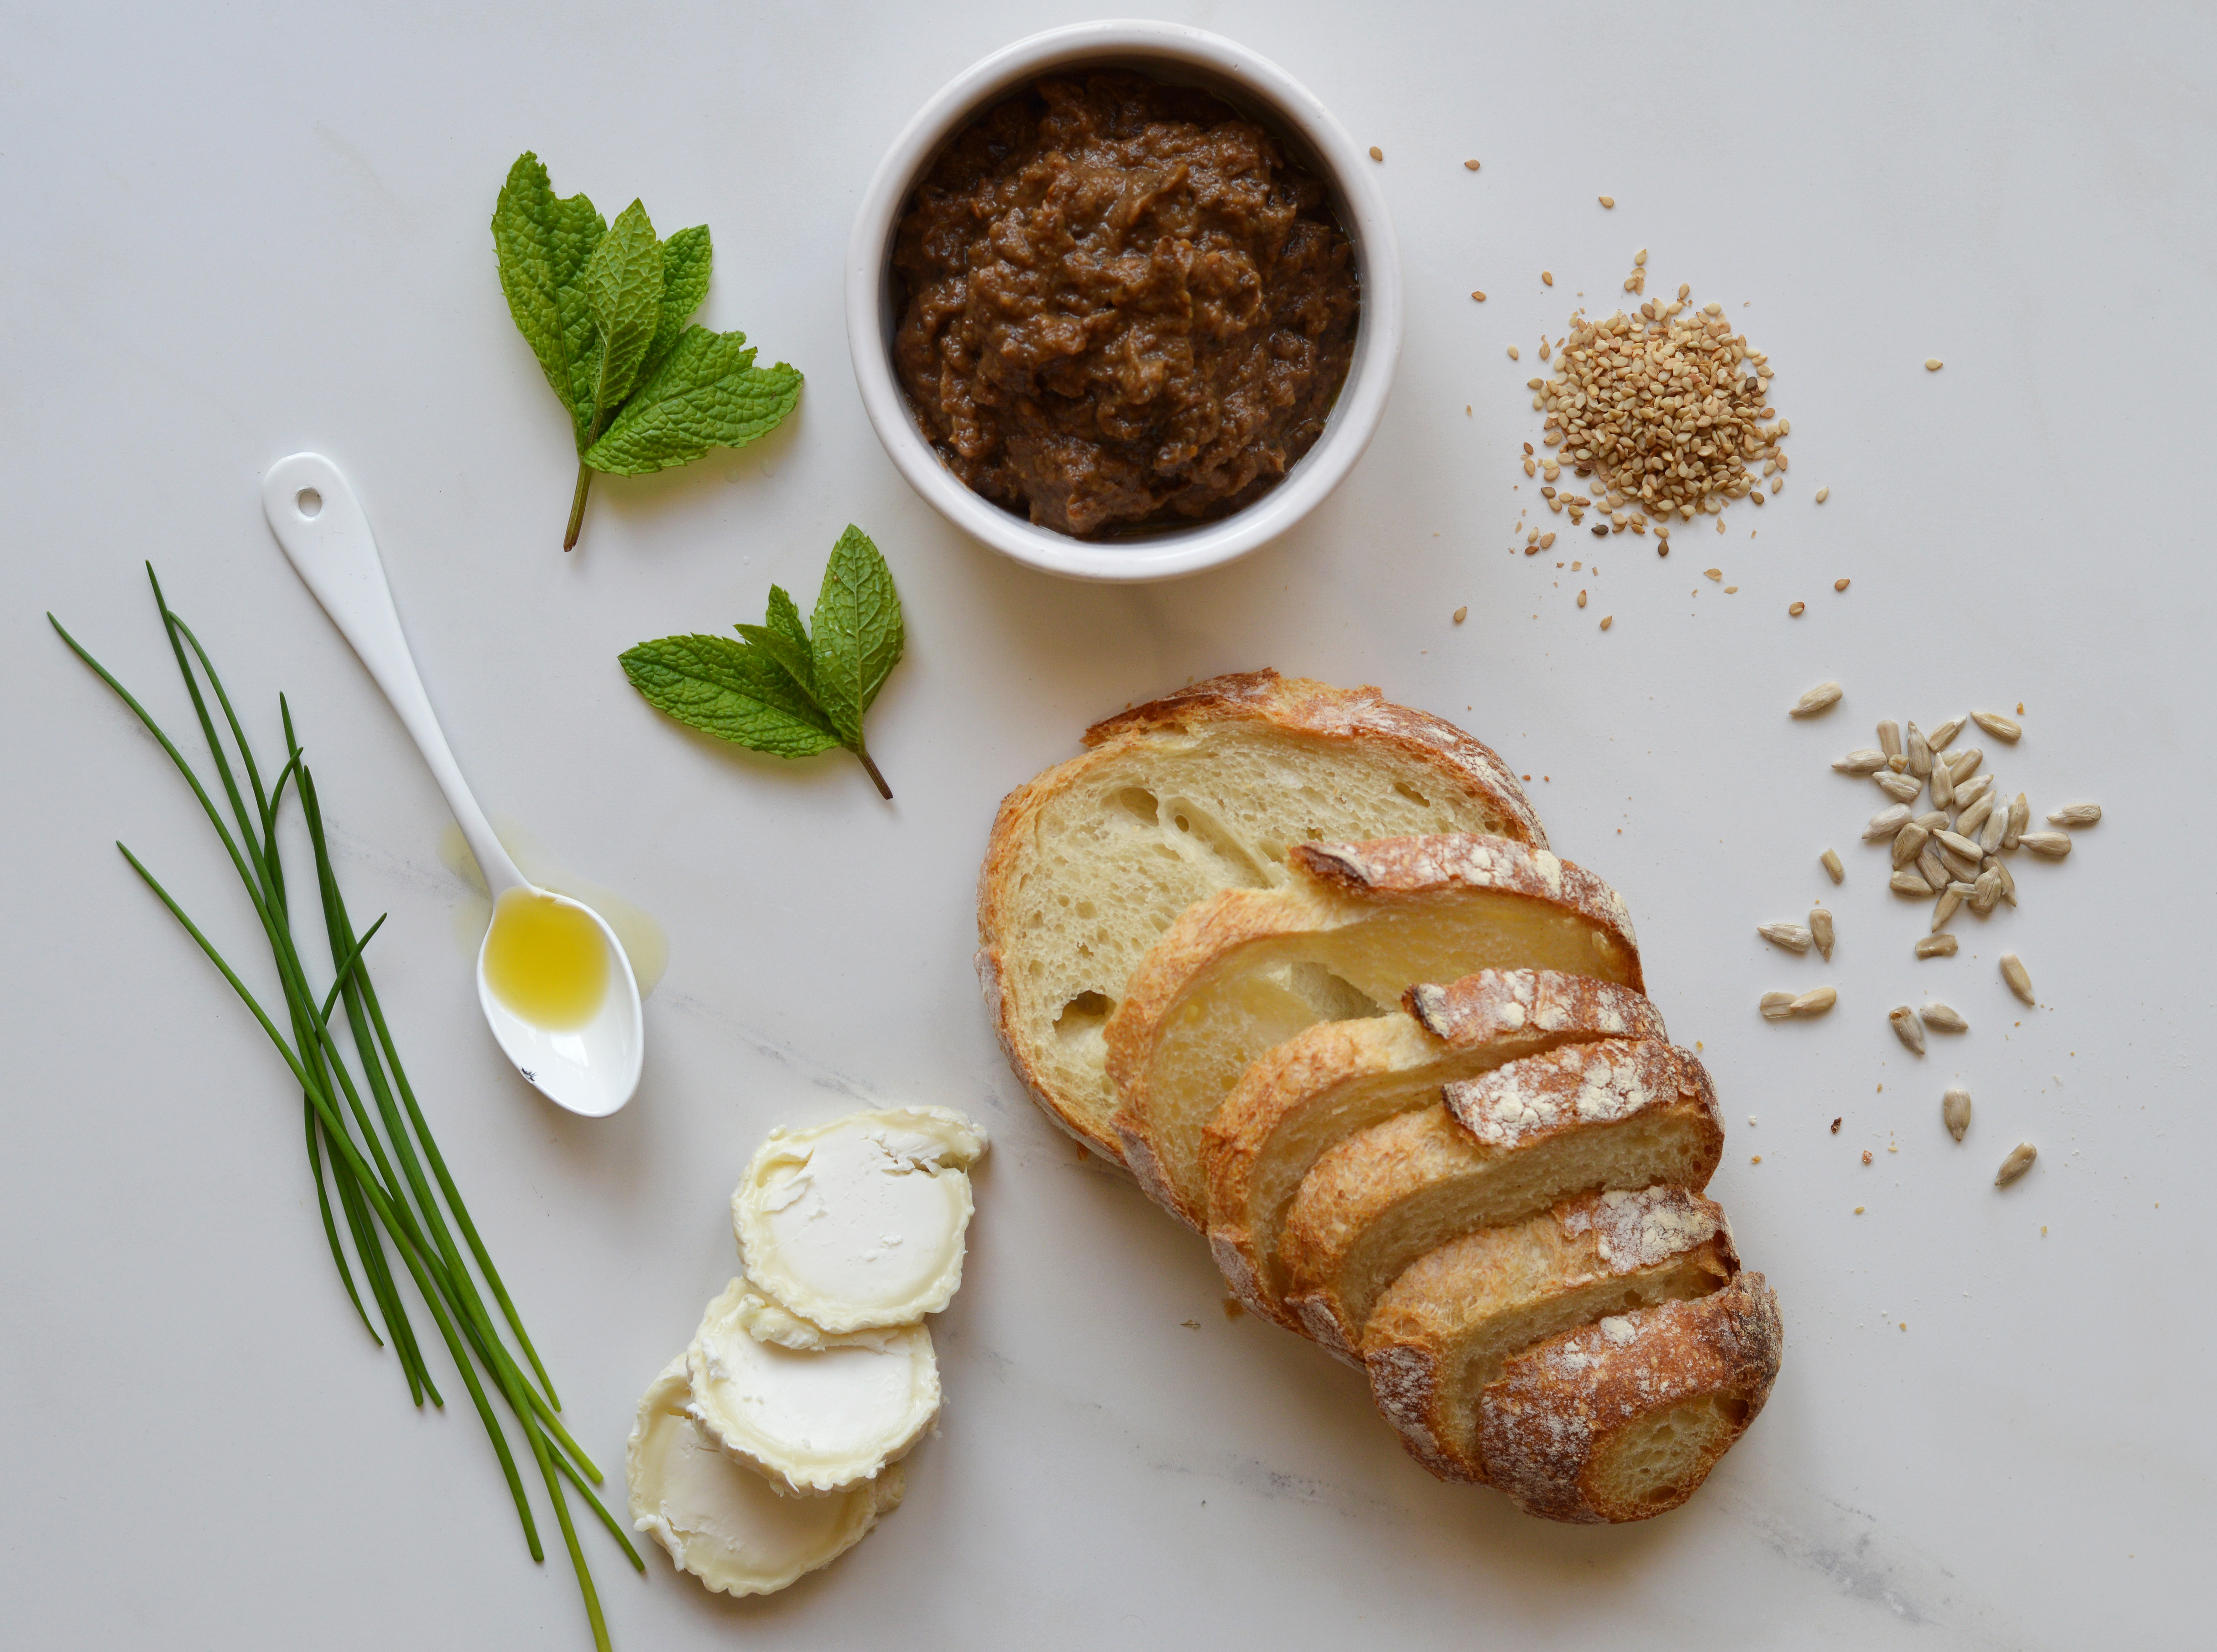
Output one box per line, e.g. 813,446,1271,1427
261,453,526,896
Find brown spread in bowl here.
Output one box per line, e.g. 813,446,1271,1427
891,72,1361,538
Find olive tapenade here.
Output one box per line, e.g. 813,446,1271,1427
891,72,1360,538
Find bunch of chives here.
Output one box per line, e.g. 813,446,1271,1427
51,567,641,1649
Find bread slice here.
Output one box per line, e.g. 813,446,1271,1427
1477,1271,1782,1523
1279,1039,1723,1359
1364,1187,1736,1483
1204,969,1664,1329
1106,836,1642,1226
975,671,1545,1161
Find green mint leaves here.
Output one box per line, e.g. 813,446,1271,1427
620,526,905,798
492,153,802,551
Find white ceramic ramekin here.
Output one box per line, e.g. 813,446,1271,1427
844,19,1403,583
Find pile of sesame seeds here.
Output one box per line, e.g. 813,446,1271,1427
1521,254,1788,542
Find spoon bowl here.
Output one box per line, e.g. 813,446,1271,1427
262,452,645,1118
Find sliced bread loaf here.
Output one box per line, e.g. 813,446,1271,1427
975,672,1544,1161
1106,836,1642,1227
1279,1039,1723,1360
1477,1271,1782,1522
1204,969,1664,1329
1364,1187,1736,1483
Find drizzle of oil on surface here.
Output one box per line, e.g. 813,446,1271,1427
441,819,669,998
482,888,609,1029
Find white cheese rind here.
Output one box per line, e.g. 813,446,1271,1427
684,1280,940,1496
734,1106,988,1333
625,1356,902,1597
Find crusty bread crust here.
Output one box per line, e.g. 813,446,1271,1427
1108,836,1645,1226
1204,970,1665,1329
1280,1040,1724,1359
1477,1273,1782,1523
1363,1188,1735,1483
976,673,1546,1162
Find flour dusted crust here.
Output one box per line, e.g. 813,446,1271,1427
975,671,1545,1161
1363,1188,1736,1483
1477,1272,1782,1523
1279,1039,1723,1360
1107,836,1644,1226
1203,969,1665,1328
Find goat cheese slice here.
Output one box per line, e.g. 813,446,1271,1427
625,1356,902,1597
733,1106,988,1333
684,1280,939,1496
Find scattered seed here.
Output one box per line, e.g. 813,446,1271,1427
1598,195,1615,208
1925,358,1944,371
1954,793,1995,836
2018,831,2071,858
1927,757,1953,810
1892,821,1931,867
1938,842,1983,883
1934,830,1983,860
2000,952,2035,1004
1890,869,1934,897
1971,710,2021,742
1465,158,1481,171
1889,1005,1926,1055
1948,747,1983,785
1955,772,1995,810
1928,716,1967,751
1789,600,1806,616
1600,615,1613,630
1861,1151,1873,1165
1943,1087,1972,1141
1916,844,1949,890
2048,803,2101,827
1994,856,2017,906
1705,567,1723,581
1905,722,1933,780
1967,867,2001,915
2003,792,2028,849
1995,1142,2037,1187
1542,271,1554,286
1759,991,1798,1021
1791,986,1837,1016
1508,345,1520,359
1472,291,1487,301
1452,606,1468,624
1577,590,1588,608
1815,486,1830,504
1864,804,1913,842
1821,847,1845,883
1978,810,2005,855
1370,145,1384,161
1932,887,1963,930
1759,923,1814,954
1915,933,1958,958
1793,681,1845,718
1877,719,1902,760
1810,906,1835,960
1923,1003,1968,1034
1540,531,1556,549
1834,748,1888,774
1873,770,1921,803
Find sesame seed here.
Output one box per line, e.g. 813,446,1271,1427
1789,601,1806,616
1600,615,1613,630
1471,291,1487,301
1452,606,1468,624
1369,145,1384,162
1508,345,1520,360
1925,358,1943,371
1465,158,1481,170
1541,271,1554,286
1834,577,1850,592
1815,486,1830,503
1599,195,1615,208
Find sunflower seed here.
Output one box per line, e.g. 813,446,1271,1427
1955,772,1996,809
1929,756,1955,809
1917,844,1950,890
1978,809,2005,855
1889,1005,1927,1054
1913,809,1947,830
1943,1086,1972,1141
1864,804,1914,841
1920,1003,1966,1035
1793,681,1844,717
1936,830,1984,860
2003,792,2028,850
1971,709,2022,742
2000,952,2035,1004
1877,719,1902,759
1891,869,1934,896
1940,846,1984,883
2018,831,2072,859
1928,715,1967,751
1893,821,1931,868
2048,803,2102,827
1915,933,1958,958
1874,770,1922,802
1995,1142,2037,1187
1810,906,1835,960
1970,866,2003,914
1933,887,1963,930
1760,991,1798,1020
1905,722,1932,779
1833,749,1888,774
1954,793,1996,836
1759,923,1814,953
1947,747,1983,784
1791,986,1837,1015
1821,847,1845,883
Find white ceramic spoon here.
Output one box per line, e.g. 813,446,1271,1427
261,452,643,1118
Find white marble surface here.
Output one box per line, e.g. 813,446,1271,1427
3,2,2211,1646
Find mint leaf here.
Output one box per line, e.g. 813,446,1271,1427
620,528,904,799
642,225,712,384
492,153,606,447
580,200,666,427
618,635,838,757
809,525,905,748
582,327,803,475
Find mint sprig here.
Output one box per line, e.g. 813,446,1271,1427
620,526,904,799
492,153,801,552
